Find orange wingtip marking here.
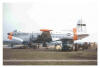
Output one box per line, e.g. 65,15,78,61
40,29,52,31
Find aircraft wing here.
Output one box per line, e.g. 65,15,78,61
77,34,89,39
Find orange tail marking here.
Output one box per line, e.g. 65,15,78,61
73,28,78,40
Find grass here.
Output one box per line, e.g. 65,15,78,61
3,48,97,65
3,62,97,65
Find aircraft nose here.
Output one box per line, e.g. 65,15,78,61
7,32,13,36
8,37,23,44
8,33,10,35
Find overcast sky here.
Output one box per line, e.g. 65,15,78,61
3,0,98,42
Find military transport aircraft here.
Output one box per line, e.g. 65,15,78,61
4,19,89,50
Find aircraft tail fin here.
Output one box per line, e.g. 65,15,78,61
77,19,87,34
73,19,88,40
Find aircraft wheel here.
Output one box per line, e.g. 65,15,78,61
72,45,75,51
55,45,62,51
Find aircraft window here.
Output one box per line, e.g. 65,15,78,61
14,33,16,35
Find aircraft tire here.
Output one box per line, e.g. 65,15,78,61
72,45,75,51
55,45,62,51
